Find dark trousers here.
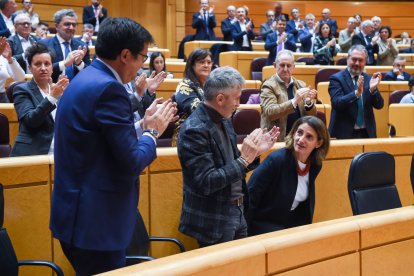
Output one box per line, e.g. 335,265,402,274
352,128,369,138
198,204,247,248
60,241,126,276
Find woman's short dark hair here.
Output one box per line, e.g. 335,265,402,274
184,48,212,86
285,116,330,165
318,23,332,39
95,17,154,60
149,52,166,74
379,25,392,38
25,43,53,66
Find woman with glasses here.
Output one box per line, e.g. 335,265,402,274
173,48,213,145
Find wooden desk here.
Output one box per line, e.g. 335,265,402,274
389,104,414,137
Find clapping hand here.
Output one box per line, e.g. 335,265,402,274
240,127,280,164
147,71,167,95
50,76,69,99
369,72,381,92
143,99,178,136
134,74,147,97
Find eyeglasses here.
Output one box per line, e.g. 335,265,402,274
138,52,148,62
16,22,31,27
62,22,77,28
23,1,31,3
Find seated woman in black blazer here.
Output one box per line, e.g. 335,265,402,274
10,43,69,156
247,116,330,236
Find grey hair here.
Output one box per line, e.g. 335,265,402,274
14,13,30,24
305,13,315,20
348,44,368,59
204,66,245,101
83,23,94,30
394,56,406,63
371,16,382,22
275,49,294,63
361,20,373,29
54,9,77,24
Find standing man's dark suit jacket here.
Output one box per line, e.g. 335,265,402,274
265,31,297,65
299,27,314,52
0,13,11,38
39,36,90,82
50,59,157,251
177,103,257,244
221,18,234,41
231,21,255,51
82,5,108,29
7,34,39,73
328,70,384,139
192,11,216,40
352,33,378,66
10,79,55,156
247,148,321,236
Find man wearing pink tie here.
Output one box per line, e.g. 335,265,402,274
82,0,107,35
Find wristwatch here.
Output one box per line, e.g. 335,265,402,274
143,128,159,139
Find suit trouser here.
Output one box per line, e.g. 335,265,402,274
198,204,247,248
60,241,126,276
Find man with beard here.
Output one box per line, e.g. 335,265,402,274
82,0,107,34
328,45,384,139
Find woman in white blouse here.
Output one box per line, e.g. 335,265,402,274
0,36,25,103
10,43,68,156
247,116,330,236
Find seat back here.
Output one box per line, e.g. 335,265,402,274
389,90,410,105
0,183,19,276
348,151,402,215
250,58,267,81
315,111,326,126
315,68,341,88
411,153,414,196
240,88,260,104
231,109,261,143
6,81,24,103
296,57,314,65
335,57,347,65
0,113,11,157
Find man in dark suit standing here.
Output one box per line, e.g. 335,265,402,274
178,66,279,248
265,17,297,65
285,8,305,42
259,9,275,41
328,45,384,139
192,0,216,40
231,6,255,51
7,13,38,73
221,5,236,41
299,13,319,52
82,0,107,35
319,8,338,37
351,19,379,66
50,17,177,275
274,2,289,21
39,9,90,82
0,0,17,37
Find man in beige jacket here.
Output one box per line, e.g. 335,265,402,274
260,50,318,141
